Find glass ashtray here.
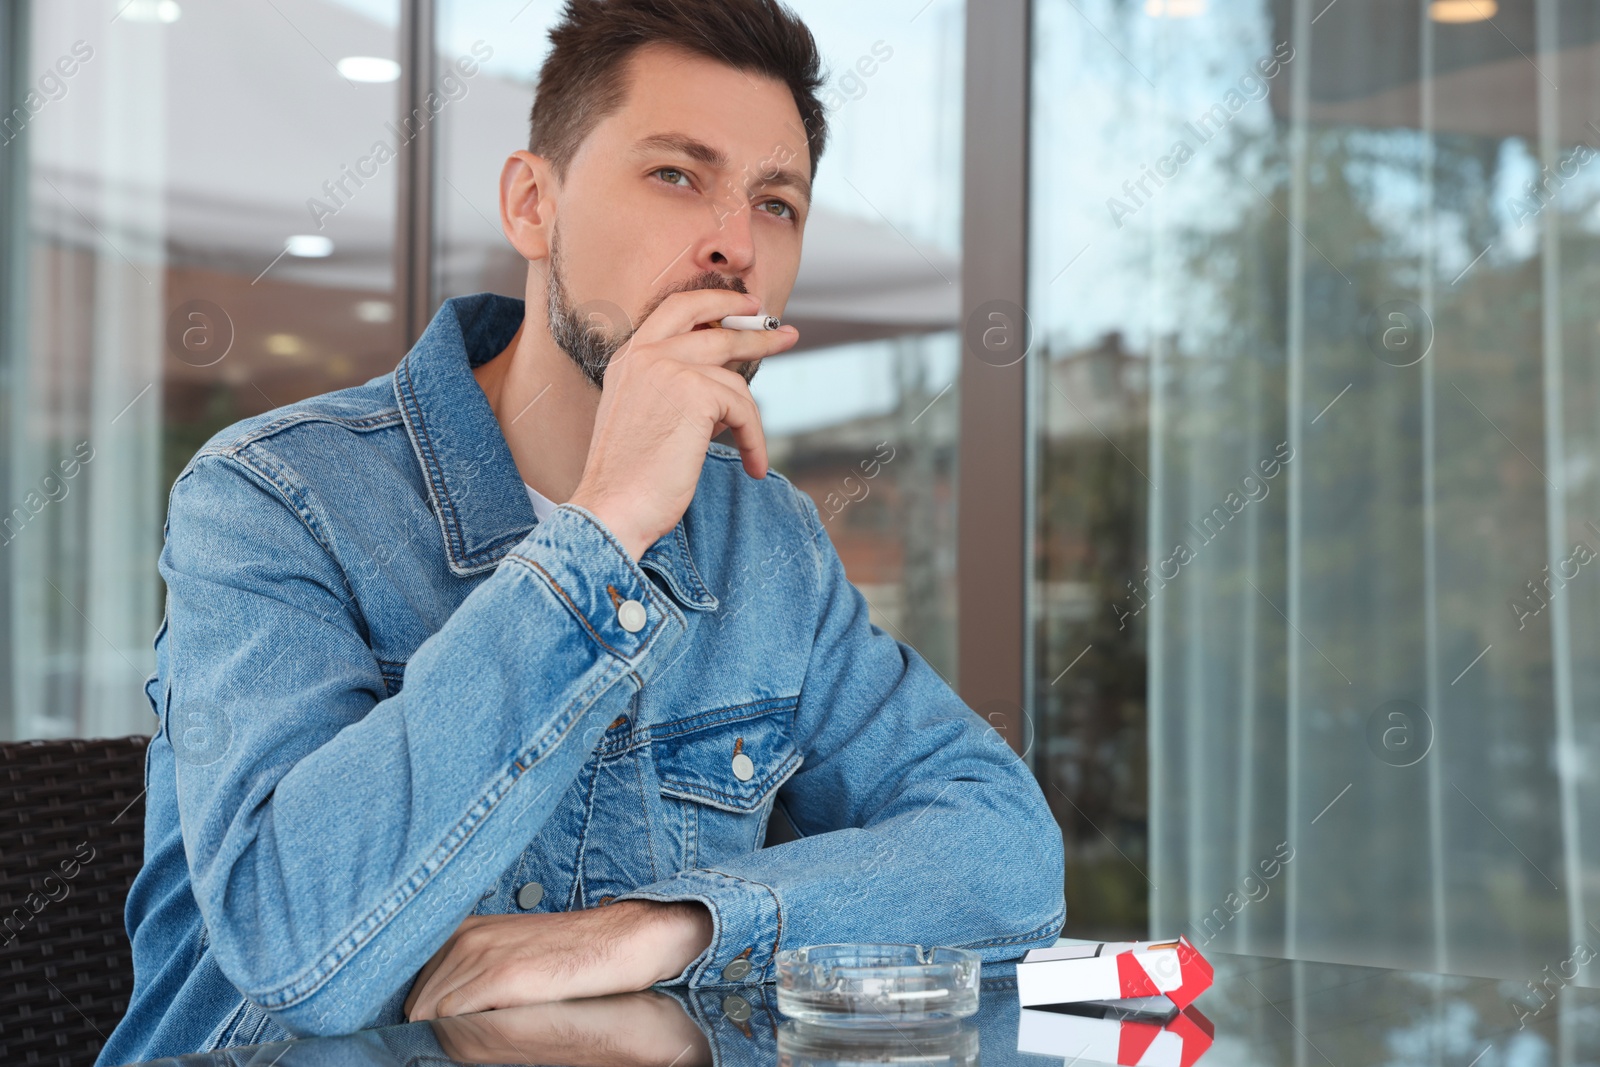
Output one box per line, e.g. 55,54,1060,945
774,944,981,1027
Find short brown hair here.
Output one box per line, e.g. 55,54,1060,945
529,0,829,183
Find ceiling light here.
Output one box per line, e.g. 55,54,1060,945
286,235,334,258
1429,0,1496,22
337,56,401,83
355,300,394,323
120,0,181,22
1145,0,1205,16
265,333,305,357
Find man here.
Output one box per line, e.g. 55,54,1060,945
100,0,1064,1062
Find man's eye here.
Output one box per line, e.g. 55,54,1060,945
654,167,691,188
760,199,796,221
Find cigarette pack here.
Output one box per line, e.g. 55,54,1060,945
1017,1002,1215,1067
1015,938,1213,1010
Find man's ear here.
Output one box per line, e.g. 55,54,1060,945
500,150,556,261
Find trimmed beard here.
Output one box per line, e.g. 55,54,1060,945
544,229,763,390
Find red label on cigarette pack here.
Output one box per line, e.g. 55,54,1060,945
1016,937,1214,1010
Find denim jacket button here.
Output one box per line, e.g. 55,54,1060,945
721,994,752,1022
721,957,752,981
617,599,647,633
730,753,755,781
516,882,544,910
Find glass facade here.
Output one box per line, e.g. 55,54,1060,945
4,0,1598,992
1031,0,1600,979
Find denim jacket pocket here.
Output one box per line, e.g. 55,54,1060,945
651,698,802,868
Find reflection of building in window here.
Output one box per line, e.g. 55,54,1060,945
765,341,958,684
1035,329,1152,942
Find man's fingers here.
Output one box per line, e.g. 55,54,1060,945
408,952,468,1021
407,965,450,1021
405,944,450,1019
631,288,761,345
431,956,560,1020
694,366,766,477
651,322,798,368
699,364,760,393
406,918,482,1020
605,318,792,386
413,959,489,1023
433,972,495,1020
702,377,767,478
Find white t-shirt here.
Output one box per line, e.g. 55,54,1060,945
523,482,557,523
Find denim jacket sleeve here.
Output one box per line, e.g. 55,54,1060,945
160,451,686,1035
614,485,1066,986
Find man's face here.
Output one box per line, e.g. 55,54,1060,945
540,43,811,388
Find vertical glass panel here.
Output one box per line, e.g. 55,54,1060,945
755,0,964,678
433,0,545,302
1031,0,1600,977
3,0,403,741
434,0,965,680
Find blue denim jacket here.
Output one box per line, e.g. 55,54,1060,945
98,293,1065,1066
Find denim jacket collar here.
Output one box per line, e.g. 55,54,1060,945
392,293,716,610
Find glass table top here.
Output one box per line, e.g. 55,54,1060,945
131,952,1600,1067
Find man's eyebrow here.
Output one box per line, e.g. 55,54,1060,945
632,132,812,208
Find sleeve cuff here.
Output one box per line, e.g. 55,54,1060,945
503,504,686,677
613,869,783,987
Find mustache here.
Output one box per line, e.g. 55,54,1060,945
636,270,749,322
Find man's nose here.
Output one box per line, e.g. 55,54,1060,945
697,196,757,274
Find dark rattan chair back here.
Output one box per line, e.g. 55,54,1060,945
0,735,150,1067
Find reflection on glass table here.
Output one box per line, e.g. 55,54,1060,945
127,954,1600,1067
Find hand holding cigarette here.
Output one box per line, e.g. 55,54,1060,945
568,290,800,561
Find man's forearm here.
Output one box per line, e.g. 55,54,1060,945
404,900,714,1020
636,901,715,983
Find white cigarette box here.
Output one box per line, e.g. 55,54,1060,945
1015,937,1213,1010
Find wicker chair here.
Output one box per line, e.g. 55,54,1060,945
0,736,150,1067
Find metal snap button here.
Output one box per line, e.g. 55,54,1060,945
721,993,752,1022
731,752,755,781
617,599,647,633
516,882,544,910
721,957,752,981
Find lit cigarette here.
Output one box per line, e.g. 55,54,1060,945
717,315,781,331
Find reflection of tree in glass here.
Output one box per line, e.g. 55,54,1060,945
1145,114,1583,970
1035,35,1600,967
1036,328,1151,941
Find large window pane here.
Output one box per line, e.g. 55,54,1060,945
1031,0,1600,978
2,0,405,741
